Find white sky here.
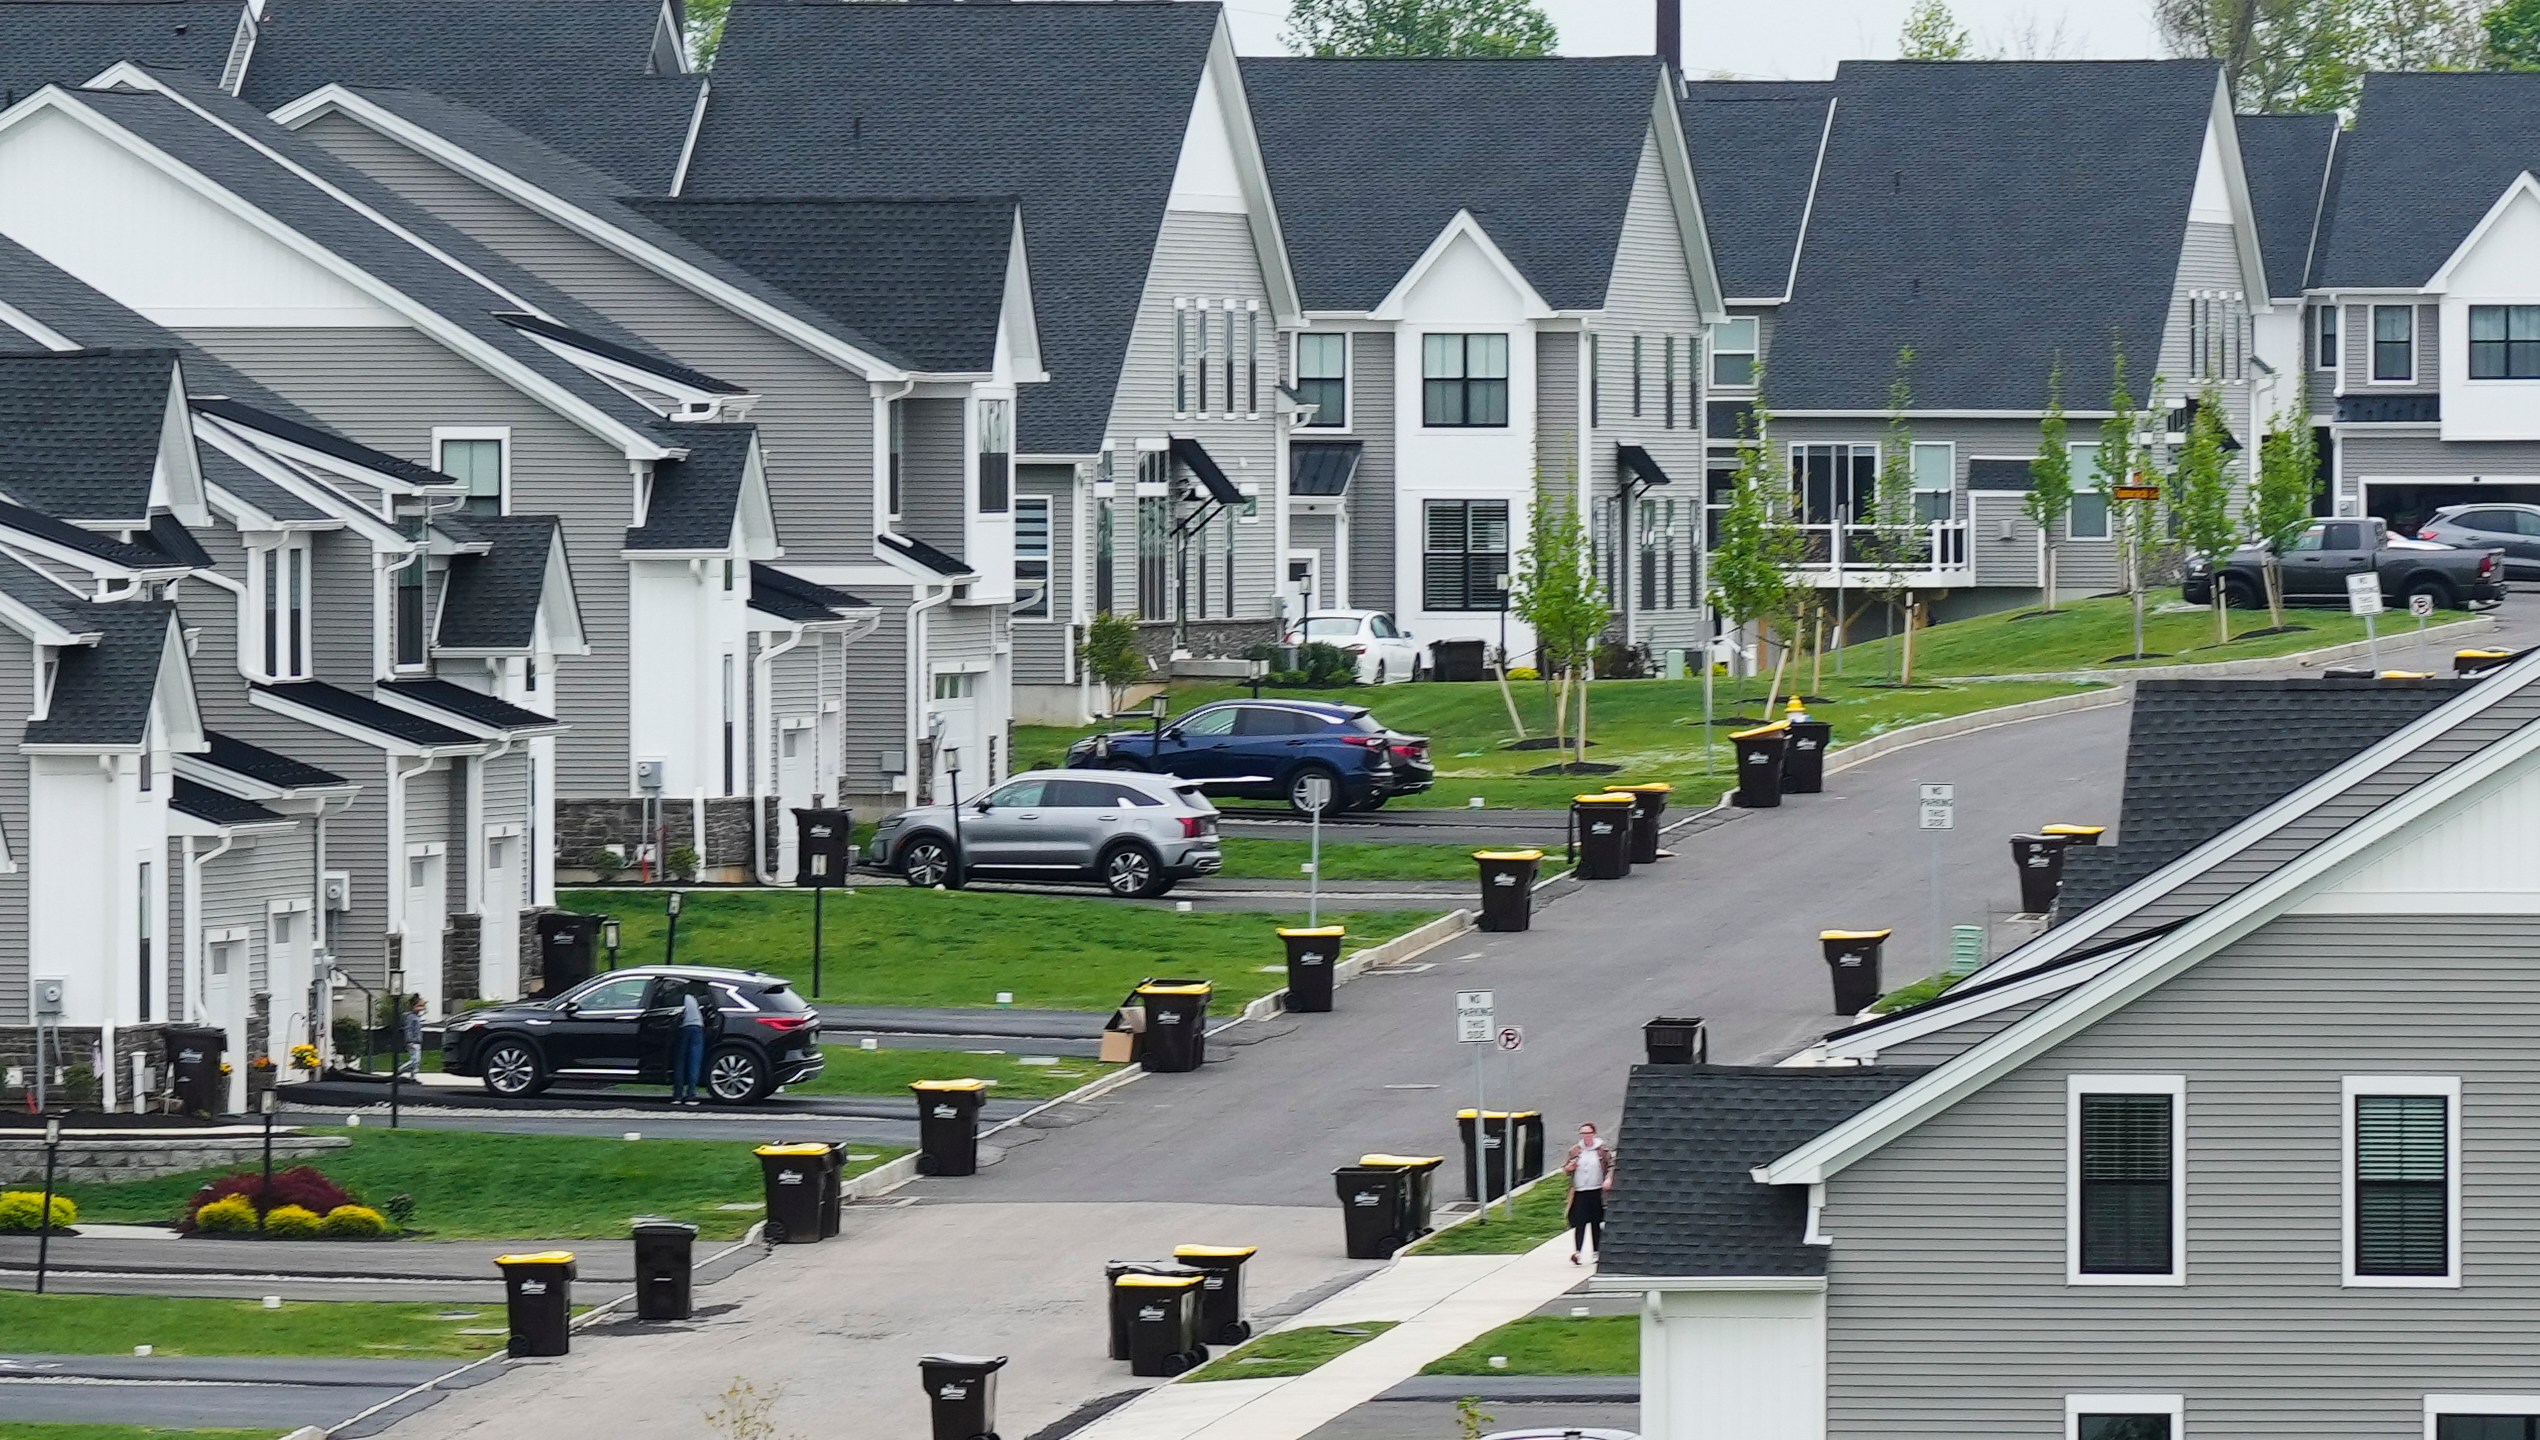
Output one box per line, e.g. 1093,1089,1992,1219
1221,0,2166,78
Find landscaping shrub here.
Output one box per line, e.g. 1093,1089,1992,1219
193,1194,258,1233
1593,640,1655,679
1299,641,1357,687
668,844,701,881
264,1204,322,1238
318,1204,387,1238
0,1190,75,1232
181,1165,355,1229
332,1015,369,1060
383,1192,418,1229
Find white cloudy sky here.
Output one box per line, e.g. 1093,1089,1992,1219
1220,0,2165,78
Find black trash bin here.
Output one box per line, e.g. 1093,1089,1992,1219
755,1143,832,1244
2042,823,2105,848
2458,647,2515,676
1275,928,1343,1014
1430,637,1489,682
1730,722,1791,808
912,1078,990,1176
1358,1153,1443,1239
1135,981,1212,1073
494,1251,576,1357
1457,1110,1546,1203
2010,834,2071,914
161,1024,226,1118
631,1219,697,1321
1603,783,1672,864
1782,719,1833,795
820,1143,845,1239
1332,1162,1410,1259
1172,1245,1258,1344
919,1353,1007,1440
1571,793,1635,880
1103,1263,1203,1359
793,806,855,886
535,911,600,997
1821,929,1890,1015
1114,1272,1208,1376
1642,1016,1709,1065
1473,849,1542,932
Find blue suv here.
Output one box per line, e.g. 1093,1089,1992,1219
1066,700,1396,813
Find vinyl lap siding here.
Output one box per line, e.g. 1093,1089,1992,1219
0,638,30,1017
196,830,317,1000
1014,463,1074,687
1537,329,1581,488
2343,301,2441,393
1597,132,1710,649
481,747,532,832
1291,511,1337,607
900,397,968,561
838,590,909,804
1825,911,2540,1438
1345,330,1396,610
1969,493,2042,587
2342,433,2540,479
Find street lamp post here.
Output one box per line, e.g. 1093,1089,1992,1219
35,1117,59,1293
943,747,966,890
257,1088,276,1236
664,890,685,966
386,966,404,1132
602,918,622,973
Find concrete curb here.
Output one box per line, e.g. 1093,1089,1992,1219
1822,684,2133,776
1940,613,2496,685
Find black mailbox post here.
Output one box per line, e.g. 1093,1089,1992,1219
793,807,855,887
535,912,601,998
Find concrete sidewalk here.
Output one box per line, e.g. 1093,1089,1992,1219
1070,1237,1584,1440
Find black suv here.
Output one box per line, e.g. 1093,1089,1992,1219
442,966,823,1104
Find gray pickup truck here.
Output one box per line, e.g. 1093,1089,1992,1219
2182,518,2505,611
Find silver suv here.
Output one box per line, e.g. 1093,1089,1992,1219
867,768,1223,899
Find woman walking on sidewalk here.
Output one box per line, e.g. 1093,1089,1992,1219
1563,1122,1616,1265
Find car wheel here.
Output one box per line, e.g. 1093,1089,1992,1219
1413,659,1430,683
901,835,961,889
706,1043,772,1103
2221,574,2261,608
1374,660,1388,685
1287,764,1341,815
479,1038,544,1098
1104,755,1147,772
1099,841,1169,899
2407,574,2459,610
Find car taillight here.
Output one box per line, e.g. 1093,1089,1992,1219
1393,743,1423,760
2420,527,2440,540
758,1015,815,1033
1180,815,1209,838
2483,553,2499,573
1341,734,1385,748
1345,644,1366,654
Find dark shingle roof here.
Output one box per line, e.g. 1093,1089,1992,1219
628,423,752,551
201,729,346,789
495,312,742,396
378,676,557,731
0,349,177,520
191,396,452,489
748,562,866,624
1680,83,1834,300
197,444,325,521
623,198,1016,374
687,0,1225,454
0,553,97,633
171,776,284,826
1290,440,1360,497
2313,73,2540,288
235,0,697,190
0,498,194,572
2236,113,2336,298
257,679,475,747
436,513,559,651
1769,61,2220,411
2054,676,2468,917
1242,57,1664,312
880,530,970,579
0,0,238,102
1605,1064,1924,1278
24,601,174,746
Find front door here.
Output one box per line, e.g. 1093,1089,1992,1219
481,831,520,1002
776,720,815,877
928,671,981,804
402,845,446,1017
204,930,245,1113
266,902,314,1082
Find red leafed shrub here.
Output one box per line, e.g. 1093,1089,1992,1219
180,1166,357,1230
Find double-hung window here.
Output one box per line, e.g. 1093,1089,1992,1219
394,518,429,671
1663,337,1678,429
2469,305,2540,380
887,402,906,522
436,430,505,517
1014,496,1051,619
976,397,1012,514
2316,304,2339,370
2345,1076,2458,1286
1909,441,1954,524
2432,1408,2540,1439
1422,499,1510,611
2373,304,2417,382
256,538,311,681
1175,303,1194,415
1709,316,1758,389
1631,334,1644,417
1295,333,1347,429
1423,334,1509,427
2068,1075,2183,1283
1245,305,1261,415
2067,1396,2181,1440
2067,442,2111,540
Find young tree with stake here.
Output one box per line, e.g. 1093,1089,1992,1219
2025,355,2075,613
1509,488,1609,771
1865,350,1925,684
2252,410,2319,631
1708,396,1793,705
2172,379,2241,646
2097,347,2162,659
1081,611,1149,718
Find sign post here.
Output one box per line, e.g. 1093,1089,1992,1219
1457,990,1496,1220
1300,772,1334,928
1918,783,1955,970
2349,572,2384,673
2410,590,2435,665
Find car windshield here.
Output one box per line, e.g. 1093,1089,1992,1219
753,983,811,1014
1300,617,1359,639
1342,711,1384,734
1173,784,1218,814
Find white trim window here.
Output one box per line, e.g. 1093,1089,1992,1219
1709,316,1759,390
2068,1074,2185,1285
2372,304,2418,383
1014,495,1052,620
2345,1075,2460,1287
1909,441,1954,524
1174,299,1194,417
2068,1394,2182,1440
2426,1398,2540,1439
2068,442,2112,540
976,397,1012,514
2316,303,2339,370
251,536,313,682
1422,334,1510,428
434,427,508,517
887,400,906,523
1296,332,1348,430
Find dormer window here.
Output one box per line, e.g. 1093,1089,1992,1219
977,398,1012,514
394,520,429,672
255,537,312,682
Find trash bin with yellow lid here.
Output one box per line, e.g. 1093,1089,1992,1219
1570,792,1636,880
2458,647,2516,676
2011,833,2072,914
1820,929,1892,1015
494,1250,576,1356
1731,721,1791,808
920,1353,1007,1440
1134,980,1212,1073
1276,927,1345,1014
2041,823,2106,846
1456,1108,1546,1203
1171,1244,1259,1343
754,1142,835,1244
1780,698,1834,796
1111,1271,1209,1376
1603,782,1673,863
1357,1153,1445,1240
1332,1161,1414,1259
1473,849,1543,931
912,1078,992,1177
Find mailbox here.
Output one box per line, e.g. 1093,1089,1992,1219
794,807,855,887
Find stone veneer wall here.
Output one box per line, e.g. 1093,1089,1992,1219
0,1133,349,1186
555,797,780,882
0,1025,170,1111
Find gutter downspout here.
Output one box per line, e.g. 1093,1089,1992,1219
387,752,436,976
906,583,952,805
754,623,806,885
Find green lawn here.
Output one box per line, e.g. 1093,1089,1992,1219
65,1128,894,1241
1421,1315,1637,1377
0,1291,515,1360
561,887,1438,1012
1405,1177,1575,1257
1212,839,1496,883
1182,1322,1397,1382
788,1046,1122,1100
1841,593,2410,678
0,1428,272,1440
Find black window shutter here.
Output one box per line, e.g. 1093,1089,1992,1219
2078,1092,2173,1275
2356,1094,2449,1277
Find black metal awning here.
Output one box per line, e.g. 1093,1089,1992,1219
1169,435,1245,506
1618,443,1674,489
1291,441,1363,498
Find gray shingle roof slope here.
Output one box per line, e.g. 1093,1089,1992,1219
1242,56,1665,313
1679,83,1834,301
191,396,452,488
496,312,742,395
2311,73,2540,287
24,600,173,746
2236,113,2336,298
171,775,283,826
0,497,191,570
193,443,323,521
687,0,1225,455
202,729,345,788
1605,1063,1925,1278
0,552,97,633
1768,61,2221,411
436,513,558,650
0,348,176,520
624,198,1016,374
378,676,553,730
257,678,473,746
748,562,866,623
2054,676,2468,918
627,423,750,551
235,0,698,190
74,76,673,436
0,0,237,104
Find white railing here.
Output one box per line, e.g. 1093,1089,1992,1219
1796,521,1971,574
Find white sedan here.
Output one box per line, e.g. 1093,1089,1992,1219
1286,610,1424,684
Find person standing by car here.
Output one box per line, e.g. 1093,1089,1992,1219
399,996,425,1078
1563,1122,1617,1265
671,980,710,1105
